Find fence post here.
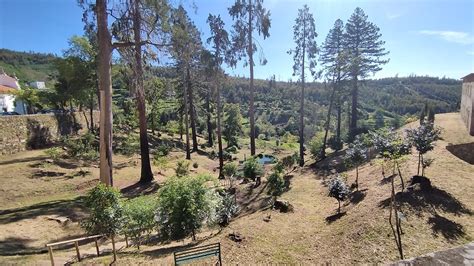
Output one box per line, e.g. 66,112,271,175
75,241,81,261
218,243,222,265
95,238,100,256
48,246,54,266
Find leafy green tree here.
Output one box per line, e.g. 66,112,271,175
267,170,285,197
228,0,271,156
309,131,325,161
207,14,232,178
243,157,264,185
406,123,441,176
328,176,350,213
223,103,243,147
156,175,220,240
344,137,367,190
223,162,238,187
344,7,389,139
320,19,347,149
289,5,318,166
122,196,158,249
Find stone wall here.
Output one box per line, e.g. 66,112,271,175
460,81,474,135
0,111,100,155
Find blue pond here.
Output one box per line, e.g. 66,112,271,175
257,154,277,165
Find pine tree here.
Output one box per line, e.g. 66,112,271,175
228,0,271,156
344,7,389,139
207,14,232,178
288,5,318,166
320,19,347,158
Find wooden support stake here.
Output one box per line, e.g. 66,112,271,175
75,241,81,261
48,246,54,266
95,239,100,256
125,235,129,248
112,235,117,262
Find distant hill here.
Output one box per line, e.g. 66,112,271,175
0,49,58,87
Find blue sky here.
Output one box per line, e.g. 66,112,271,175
0,0,473,80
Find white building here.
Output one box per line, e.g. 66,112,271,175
0,73,26,114
30,81,46,90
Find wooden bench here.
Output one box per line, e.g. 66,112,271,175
45,234,104,266
174,243,222,265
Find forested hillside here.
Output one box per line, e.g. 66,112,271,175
0,48,461,139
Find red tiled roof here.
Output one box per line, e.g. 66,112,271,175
0,84,16,94
462,73,474,83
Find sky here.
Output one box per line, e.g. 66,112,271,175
0,0,473,81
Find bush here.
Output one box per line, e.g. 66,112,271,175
156,144,171,156
267,171,285,197
44,147,63,161
328,135,343,151
122,196,158,249
115,134,139,156
225,145,238,154
243,157,264,182
192,162,199,169
328,176,350,213
175,160,190,177
81,184,123,237
153,155,169,174
217,192,239,226
309,132,325,160
63,132,99,160
223,162,238,188
156,175,221,240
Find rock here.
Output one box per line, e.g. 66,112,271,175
46,215,71,225
274,200,294,213
263,214,271,222
228,232,243,242
45,159,54,164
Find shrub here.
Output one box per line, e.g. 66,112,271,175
156,144,171,156
309,132,325,160
344,137,367,189
243,157,264,182
156,175,221,240
406,122,441,176
63,132,99,160
267,171,285,197
122,196,158,249
328,176,350,213
192,162,199,169
328,135,343,151
175,160,190,177
115,134,139,156
223,163,238,188
153,155,169,174
225,145,238,154
81,184,123,237
44,147,63,161
217,192,239,226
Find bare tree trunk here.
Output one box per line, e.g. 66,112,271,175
248,0,256,156
396,161,405,192
336,97,342,148
133,0,153,184
89,91,94,133
187,67,198,152
350,77,358,140
322,81,336,159
96,0,113,186
206,89,213,147
216,76,224,178
184,67,191,160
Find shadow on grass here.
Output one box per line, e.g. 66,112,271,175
30,170,66,179
428,214,466,242
0,155,48,166
349,189,367,205
120,181,160,199
0,197,86,225
325,212,346,224
380,174,396,185
378,186,472,216
446,142,474,165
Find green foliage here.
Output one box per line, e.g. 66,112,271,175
114,134,139,156
122,196,158,248
309,132,325,160
328,176,350,212
217,192,239,225
44,147,63,161
63,132,99,160
225,145,238,154
223,103,243,147
243,157,264,181
175,160,190,177
156,175,220,240
344,137,367,168
153,155,169,173
223,163,237,178
267,171,285,197
406,123,441,156
81,184,123,237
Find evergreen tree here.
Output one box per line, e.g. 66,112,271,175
228,0,271,156
223,103,243,148
289,5,318,166
344,7,389,139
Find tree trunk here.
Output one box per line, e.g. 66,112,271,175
248,0,256,156
350,77,358,140
216,76,224,178
338,200,341,213
206,89,213,147
184,67,191,160
336,97,342,148
89,90,94,133
417,153,421,176
96,0,113,186
322,81,337,159
396,161,405,192
187,67,198,152
133,0,153,184
356,166,359,190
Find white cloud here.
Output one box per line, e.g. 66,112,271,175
386,13,402,20
419,30,474,45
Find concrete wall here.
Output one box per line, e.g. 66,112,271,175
460,81,474,136
0,111,100,155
